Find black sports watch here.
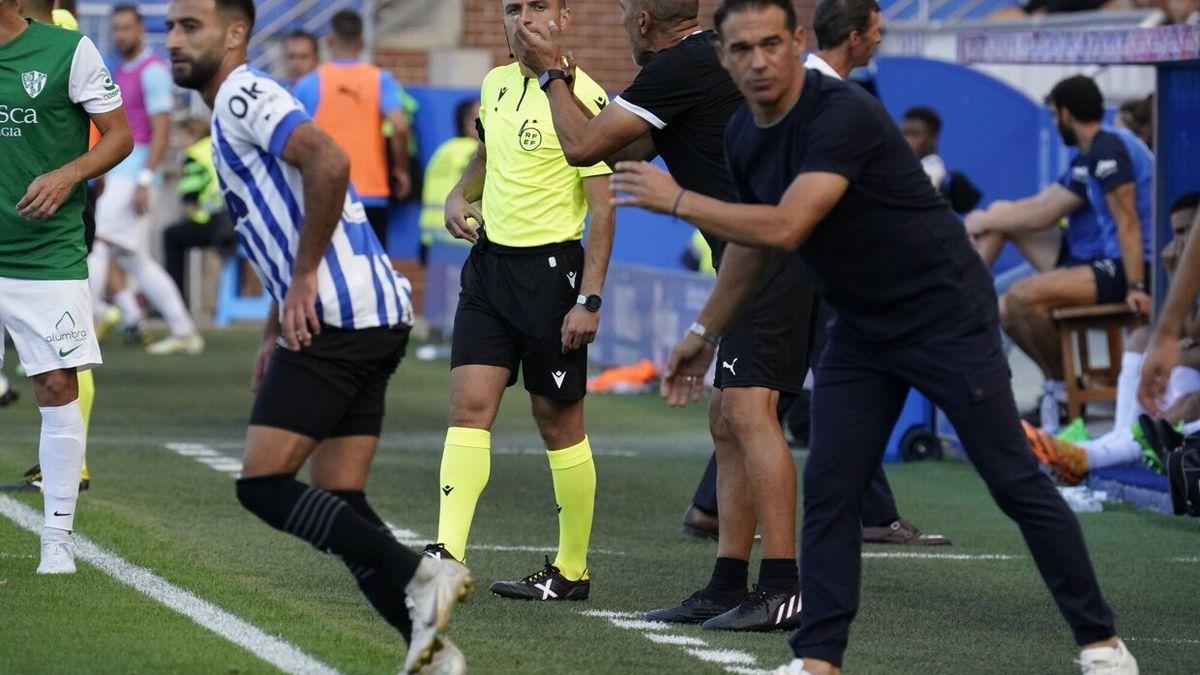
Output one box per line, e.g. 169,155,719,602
1128,280,1147,293
538,69,568,91
577,294,602,313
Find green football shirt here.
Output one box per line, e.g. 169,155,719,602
0,20,122,280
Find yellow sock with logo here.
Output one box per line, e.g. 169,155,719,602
436,427,491,561
548,437,595,581
78,369,94,480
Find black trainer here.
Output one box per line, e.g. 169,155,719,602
422,542,458,562
489,557,589,601
645,587,745,624
701,584,801,632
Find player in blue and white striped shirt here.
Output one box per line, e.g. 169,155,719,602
165,2,469,673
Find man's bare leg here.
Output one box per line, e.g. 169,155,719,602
1003,266,1098,381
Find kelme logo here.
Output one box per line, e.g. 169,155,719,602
22,70,47,99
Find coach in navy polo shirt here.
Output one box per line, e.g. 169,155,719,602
611,1,1135,673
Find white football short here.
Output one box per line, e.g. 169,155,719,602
0,276,102,377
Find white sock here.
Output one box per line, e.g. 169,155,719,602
1166,367,1200,407
86,239,111,313
1113,352,1144,433
113,287,144,326
1081,427,1140,469
39,399,86,531
0,372,8,396
118,252,196,337
1183,419,1200,436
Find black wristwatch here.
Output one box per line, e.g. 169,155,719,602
577,294,602,312
1128,280,1147,293
538,69,568,91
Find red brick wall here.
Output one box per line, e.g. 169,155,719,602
379,0,817,91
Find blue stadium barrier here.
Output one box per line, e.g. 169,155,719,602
213,256,272,326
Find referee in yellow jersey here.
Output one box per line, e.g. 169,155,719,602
423,0,615,602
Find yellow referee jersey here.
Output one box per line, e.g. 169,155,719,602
479,63,612,248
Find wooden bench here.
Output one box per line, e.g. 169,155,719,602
1051,303,1145,419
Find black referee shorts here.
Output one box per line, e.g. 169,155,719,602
714,255,818,395
250,324,410,440
451,237,587,401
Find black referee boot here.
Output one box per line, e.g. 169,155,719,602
701,584,801,632
422,543,459,562
490,557,589,601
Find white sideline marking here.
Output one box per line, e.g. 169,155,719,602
1126,637,1200,645
726,667,773,675
644,633,707,646
611,618,671,631
687,648,758,665
584,609,765,674
1167,556,1200,563
580,610,641,619
862,552,1018,561
0,494,338,675
166,443,627,556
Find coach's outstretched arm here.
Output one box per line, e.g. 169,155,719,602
443,142,486,244
561,176,616,353
611,161,847,251
277,123,351,350
18,109,132,221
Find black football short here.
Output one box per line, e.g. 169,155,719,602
451,237,588,401
250,324,410,440
714,255,819,395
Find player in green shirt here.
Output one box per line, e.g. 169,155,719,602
0,3,132,574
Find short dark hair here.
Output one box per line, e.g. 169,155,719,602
456,98,480,137
330,10,364,43
285,29,318,52
216,0,256,31
111,4,141,22
903,106,942,136
1045,75,1104,123
813,0,880,50
714,0,797,37
1170,192,1200,216
638,0,700,25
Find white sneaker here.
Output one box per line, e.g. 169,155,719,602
37,528,76,575
773,659,813,675
403,557,473,674
1078,639,1138,675
417,637,466,675
146,334,205,356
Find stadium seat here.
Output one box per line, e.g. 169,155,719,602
1052,304,1145,419
213,256,272,327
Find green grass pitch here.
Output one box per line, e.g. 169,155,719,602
1,329,1198,674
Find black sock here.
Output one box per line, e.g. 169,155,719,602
758,558,799,593
331,490,413,643
235,475,422,588
706,557,748,596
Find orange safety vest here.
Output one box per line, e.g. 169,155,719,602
312,62,389,200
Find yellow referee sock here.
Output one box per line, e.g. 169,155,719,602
78,369,94,480
436,426,491,561
548,437,595,581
